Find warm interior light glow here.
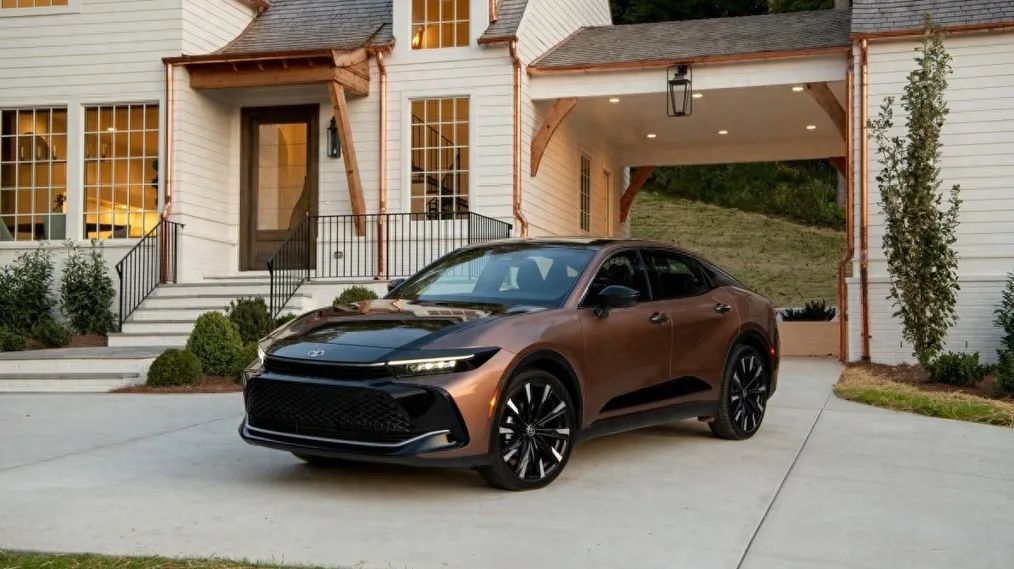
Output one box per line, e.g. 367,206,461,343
718,130,729,135
608,97,621,103
792,86,805,92
411,26,426,48
692,93,703,99
646,133,657,139
806,125,817,130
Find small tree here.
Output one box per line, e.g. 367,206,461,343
61,241,116,335
868,21,961,366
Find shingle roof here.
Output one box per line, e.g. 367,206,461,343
851,0,1014,35
530,9,851,72
479,0,530,43
217,0,394,55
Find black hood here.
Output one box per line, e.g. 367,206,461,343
265,299,536,364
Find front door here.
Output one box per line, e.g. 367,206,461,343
241,105,318,271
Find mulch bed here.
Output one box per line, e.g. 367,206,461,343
25,334,108,350
112,376,243,394
852,362,1012,402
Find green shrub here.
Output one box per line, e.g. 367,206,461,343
927,352,990,387
229,343,260,379
146,348,203,387
3,247,56,332
782,300,836,322
274,313,297,328
334,285,379,306
0,327,26,352
227,297,272,343
60,241,116,335
31,319,72,348
995,352,1014,396
186,312,244,376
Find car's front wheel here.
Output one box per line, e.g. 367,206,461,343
478,369,576,491
710,344,770,440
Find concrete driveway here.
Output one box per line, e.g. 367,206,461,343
1,358,1012,569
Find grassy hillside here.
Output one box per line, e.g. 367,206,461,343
630,192,845,307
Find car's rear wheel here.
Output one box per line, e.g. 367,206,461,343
478,369,576,491
710,344,770,440
292,452,350,468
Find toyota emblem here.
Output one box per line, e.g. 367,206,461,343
308,349,326,358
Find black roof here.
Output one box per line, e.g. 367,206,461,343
852,0,1014,35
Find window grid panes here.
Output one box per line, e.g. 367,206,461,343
0,107,68,241
410,97,469,219
0,0,68,8
84,103,160,240
412,0,469,49
580,154,591,232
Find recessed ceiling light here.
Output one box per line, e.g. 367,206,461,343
806,124,817,130
718,130,729,135
106,127,117,132
608,97,621,104
692,93,703,99
792,86,805,92
646,133,657,139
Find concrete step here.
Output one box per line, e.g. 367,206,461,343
0,373,141,393
121,320,196,335
129,307,228,321
0,347,161,392
107,332,188,348
203,273,270,281
153,283,271,298
142,292,311,309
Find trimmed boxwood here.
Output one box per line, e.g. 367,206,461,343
31,319,72,348
0,327,27,352
227,297,273,343
186,312,244,376
146,348,203,387
927,352,990,387
334,285,379,306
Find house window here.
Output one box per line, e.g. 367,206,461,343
0,108,68,241
411,97,469,218
84,103,160,239
0,0,68,8
579,154,591,232
412,0,469,49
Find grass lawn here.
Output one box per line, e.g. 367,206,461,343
0,553,331,569
835,365,1014,428
630,192,845,307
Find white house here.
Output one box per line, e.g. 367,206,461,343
0,0,1011,368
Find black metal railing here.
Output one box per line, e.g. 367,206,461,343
266,212,512,317
115,219,184,327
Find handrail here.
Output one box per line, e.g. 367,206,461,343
115,219,185,327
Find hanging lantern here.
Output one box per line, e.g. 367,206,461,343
667,64,693,118
327,117,341,159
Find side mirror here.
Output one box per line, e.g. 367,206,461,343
595,285,640,317
387,278,406,293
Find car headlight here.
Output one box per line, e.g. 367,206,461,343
386,349,499,378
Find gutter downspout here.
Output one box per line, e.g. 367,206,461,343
509,40,529,237
163,62,175,221
375,51,389,280
859,38,871,361
837,51,855,363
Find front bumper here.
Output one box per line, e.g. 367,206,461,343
240,373,489,468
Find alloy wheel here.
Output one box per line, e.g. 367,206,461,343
729,353,768,434
497,380,572,482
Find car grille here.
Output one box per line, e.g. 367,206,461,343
246,379,412,437
264,356,391,381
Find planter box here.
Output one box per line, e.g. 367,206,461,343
778,321,839,357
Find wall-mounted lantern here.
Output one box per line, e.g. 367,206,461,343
327,117,342,159
667,64,693,117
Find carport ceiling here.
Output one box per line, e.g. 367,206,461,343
561,83,847,166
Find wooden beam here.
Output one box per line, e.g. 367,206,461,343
828,156,847,177
189,64,368,96
331,48,368,68
328,81,367,236
805,82,847,141
530,98,577,176
619,166,655,222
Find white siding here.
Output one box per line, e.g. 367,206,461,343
854,31,1014,364
181,0,254,55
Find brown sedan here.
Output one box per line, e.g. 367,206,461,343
241,239,779,490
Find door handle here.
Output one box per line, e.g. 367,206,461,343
649,312,669,325
714,303,733,314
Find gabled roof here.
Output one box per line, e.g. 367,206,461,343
530,9,851,73
851,0,1014,35
217,0,394,56
479,0,530,44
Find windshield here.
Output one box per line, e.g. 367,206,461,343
389,244,596,307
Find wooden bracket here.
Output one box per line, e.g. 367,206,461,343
530,98,577,177
329,81,367,236
619,166,655,222
805,82,847,141
828,156,847,177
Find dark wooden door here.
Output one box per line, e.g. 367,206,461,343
240,105,318,271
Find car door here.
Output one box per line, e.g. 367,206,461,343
576,250,673,421
642,249,739,393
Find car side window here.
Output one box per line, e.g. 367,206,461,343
642,250,710,299
583,251,651,306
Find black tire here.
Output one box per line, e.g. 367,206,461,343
292,452,350,468
478,369,576,491
710,344,770,440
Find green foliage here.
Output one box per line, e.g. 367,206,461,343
768,0,835,13
782,300,836,322
31,319,72,348
995,352,1014,396
227,297,273,343
648,160,843,228
186,312,244,377
146,348,203,387
229,343,260,379
927,352,990,387
1,247,56,332
995,273,1014,395
611,0,766,23
0,327,27,352
334,285,379,306
60,241,116,335
868,23,961,367
274,313,297,328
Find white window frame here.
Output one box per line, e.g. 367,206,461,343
401,92,476,218
0,0,80,18
410,0,471,50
